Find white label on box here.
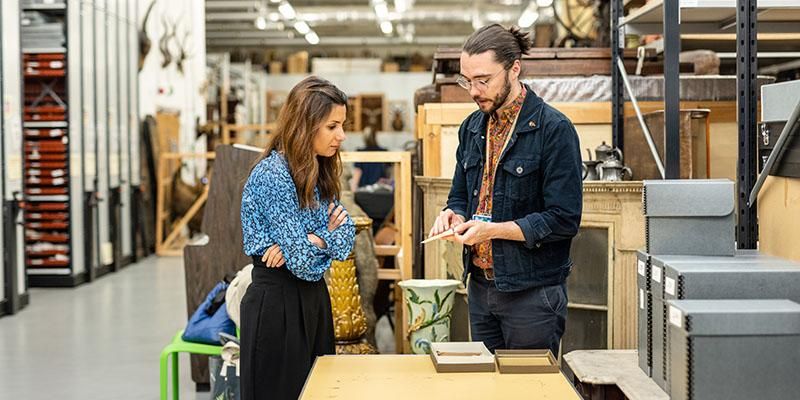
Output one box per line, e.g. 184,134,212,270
639,289,645,310
665,277,676,296
638,260,646,277
669,306,683,328
652,265,662,283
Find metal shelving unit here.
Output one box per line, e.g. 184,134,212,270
611,0,800,249
20,0,88,286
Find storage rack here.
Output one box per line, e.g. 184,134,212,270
610,0,800,249
21,0,83,286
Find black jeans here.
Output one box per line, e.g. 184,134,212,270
468,265,568,355
240,259,335,400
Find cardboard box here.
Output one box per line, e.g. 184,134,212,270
668,299,800,400
643,179,735,256
429,342,495,373
495,350,559,374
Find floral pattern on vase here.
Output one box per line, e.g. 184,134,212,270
398,279,461,354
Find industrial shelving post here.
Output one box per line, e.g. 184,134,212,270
1,0,29,313
610,0,800,249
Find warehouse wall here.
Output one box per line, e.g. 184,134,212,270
265,72,431,144
137,0,207,159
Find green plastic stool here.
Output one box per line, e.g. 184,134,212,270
159,330,222,400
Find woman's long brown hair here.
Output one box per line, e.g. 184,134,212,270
258,76,348,209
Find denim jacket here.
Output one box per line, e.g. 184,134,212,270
446,85,583,292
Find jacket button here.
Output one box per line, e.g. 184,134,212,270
535,242,542,248
529,120,536,128
516,166,524,174
473,190,478,197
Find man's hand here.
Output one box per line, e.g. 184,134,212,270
327,203,348,232
452,220,496,246
308,233,327,249
261,244,285,268
429,209,466,237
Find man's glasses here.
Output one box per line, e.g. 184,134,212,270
456,69,506,91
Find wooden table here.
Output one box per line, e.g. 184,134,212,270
301,355,582,399
563,350,668,400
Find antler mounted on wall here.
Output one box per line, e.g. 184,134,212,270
159,16,176,69
138,0,157,71
174,28,194,75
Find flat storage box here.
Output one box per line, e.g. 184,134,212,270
667,300,800,400
429,342,495,373
642,180,735,256
636,250,653,376
648,251,777,392
495,350,559,374
661,259,800,392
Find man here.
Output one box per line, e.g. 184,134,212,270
429,24,582,356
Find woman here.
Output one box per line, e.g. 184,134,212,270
240,76,355,400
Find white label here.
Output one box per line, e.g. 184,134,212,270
669,306,684,328
638,260,646,277
652,265,662,283
665,277,676,296
639,289,645,310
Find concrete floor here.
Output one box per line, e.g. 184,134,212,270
0,256,398,399
0,256,202,400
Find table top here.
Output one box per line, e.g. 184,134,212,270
300,355,582,399
563,350,669,400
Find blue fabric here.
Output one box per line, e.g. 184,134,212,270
354,146,388,187
182,281,236,345
446,85,583,292
240,151,356,282
468,265,567,355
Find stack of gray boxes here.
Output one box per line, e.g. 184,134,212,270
668,300,800,400
638,179,737,385
637,179,800,398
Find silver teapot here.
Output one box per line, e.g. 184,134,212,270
582,160,602,181
595,141,624,163
597,158,632,181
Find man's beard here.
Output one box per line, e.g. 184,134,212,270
474,73,512,116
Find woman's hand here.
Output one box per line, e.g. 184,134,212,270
261,244,285,268
308,233,327,249
327,203,349,232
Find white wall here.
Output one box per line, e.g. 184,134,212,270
264,72,430,149
137,0,207,160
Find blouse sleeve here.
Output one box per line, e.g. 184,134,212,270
253,163,332,280
315,199,356,261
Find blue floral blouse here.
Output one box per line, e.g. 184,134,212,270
241,151,355,282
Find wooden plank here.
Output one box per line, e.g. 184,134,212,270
225,123,276,131
377,268,401,280
340,151,408,163
374,245,400,256
160,152,217,160
161,187,209,250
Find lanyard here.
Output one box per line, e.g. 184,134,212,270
485,106,521,178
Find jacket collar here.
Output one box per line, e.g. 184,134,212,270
466,83,545,136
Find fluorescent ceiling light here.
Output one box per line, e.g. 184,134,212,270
278,2,296,20
268,12,280,22
374,2,389,20
305,31,320,45
255,16,268,30
294,20,310,34
380,20,393,34
518,5,539,28
536,0,553,7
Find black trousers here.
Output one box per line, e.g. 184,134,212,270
240,258,335,400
